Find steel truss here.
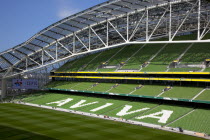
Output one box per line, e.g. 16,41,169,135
1,0,210,97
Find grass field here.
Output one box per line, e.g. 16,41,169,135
132,104,192,125
0,103,203,140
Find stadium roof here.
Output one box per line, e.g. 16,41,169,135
0,0,209,77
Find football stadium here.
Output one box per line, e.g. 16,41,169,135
1,0,210,139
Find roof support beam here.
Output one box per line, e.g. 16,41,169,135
75,34,89,51
200,19,210,39
57,41,73,55
148,5,169,41
90,26,107,47
197,0,201,40
129,11,146,41
171,0,199,40
28,57,41,66
108,20,127,42
44,50,55,60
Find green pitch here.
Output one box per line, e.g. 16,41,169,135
0,103,203,140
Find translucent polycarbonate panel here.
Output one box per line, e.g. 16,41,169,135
36,36,53,44
25,44,41,52
17,47,32,55
51,27,71,36
65,20,86,29
2,53,19,64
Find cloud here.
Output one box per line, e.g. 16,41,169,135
57,9,79,19
56,0,79,19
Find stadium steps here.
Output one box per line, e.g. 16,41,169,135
157,86,172,97
191,88,206,100
165,109,195,127
168,43,206,72
129,89,137,94
201,66,206,72
177,43,194,61
79,52,103,71
95,46,126,71
157,91,165,97
98,46,125,70
140,44,167,71
116,44,163,70
86,83,98,91
56,58,79,72
117,44,146,71
171,42,210,72
106,84,120,92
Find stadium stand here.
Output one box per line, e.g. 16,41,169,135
141,44,190,72
170,43,210,72
55,41,210,73
45,81,207,101
121,44,163,70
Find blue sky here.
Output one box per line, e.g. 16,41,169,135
0,0,107,52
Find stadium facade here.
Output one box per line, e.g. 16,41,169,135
0,0,210,97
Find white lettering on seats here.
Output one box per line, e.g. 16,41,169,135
135,110,173,124
90,103,113,112
70,100,99,109
46,98,73,106
116,105,150,116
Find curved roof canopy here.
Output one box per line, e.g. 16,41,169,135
1,0,210,77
